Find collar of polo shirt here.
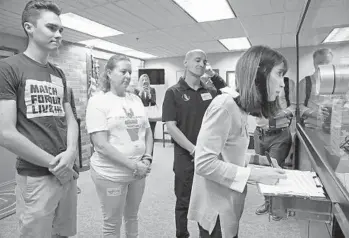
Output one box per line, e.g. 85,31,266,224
178,77,207,90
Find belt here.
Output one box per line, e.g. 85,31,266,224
256,126,288,136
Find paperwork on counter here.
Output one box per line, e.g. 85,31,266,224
258,170,326,198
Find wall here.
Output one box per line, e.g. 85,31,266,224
0,32,143,185
145,43,349,136
0,33,27,185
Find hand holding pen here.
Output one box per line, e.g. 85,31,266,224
265,152,283,169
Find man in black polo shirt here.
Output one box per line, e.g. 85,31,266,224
162,49,225,238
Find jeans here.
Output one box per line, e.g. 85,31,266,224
91,168,146,238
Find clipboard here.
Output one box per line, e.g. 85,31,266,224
256,169,332,222
257,169,326,199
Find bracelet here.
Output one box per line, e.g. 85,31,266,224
142,154,153,164
132,162,139,177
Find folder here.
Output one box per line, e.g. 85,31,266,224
257,170,326,198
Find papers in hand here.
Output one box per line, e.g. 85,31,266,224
258,170,326,198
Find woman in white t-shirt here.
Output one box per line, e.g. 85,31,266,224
86,55,153,238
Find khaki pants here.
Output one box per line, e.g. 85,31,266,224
15,173,77,238
90,168,146,238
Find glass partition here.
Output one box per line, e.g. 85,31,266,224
297,0,349,206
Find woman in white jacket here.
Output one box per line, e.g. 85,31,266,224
188,45,288,238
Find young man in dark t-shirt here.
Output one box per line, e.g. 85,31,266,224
0,1,78,237
162,49,226,238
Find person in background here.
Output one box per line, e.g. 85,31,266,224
86,54,152,238
188,45,288,238
0,1,79,237
135,74,157,141
162,49,226,238
299,48,333,129
254,76,295,220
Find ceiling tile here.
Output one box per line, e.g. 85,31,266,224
190,41,228,53
228,0,275,16
62,28,95,43
162,24,215,43
82,3,156,34
122,0,195,29
298,28,332,46
309,0,349,9
107,30,177,50
249,34,282,49
200,18,246,39
281,33,296,48
240,13,284,36
283,11,302,33
282,0,307,12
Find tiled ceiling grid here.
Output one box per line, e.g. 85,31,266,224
0,0,348,59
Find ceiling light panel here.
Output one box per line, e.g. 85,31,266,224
79,39,157,59
323,27,349,43
60,13,123,37
173,0,235,22
219,37,251,51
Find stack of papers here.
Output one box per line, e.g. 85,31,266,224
258,170,326,198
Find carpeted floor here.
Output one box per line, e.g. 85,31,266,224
0,183,16,221
0,143,301,238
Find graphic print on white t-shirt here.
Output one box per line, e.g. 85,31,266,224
123,107,140,142
24,77,65,119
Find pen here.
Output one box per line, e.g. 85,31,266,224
265,152,274,168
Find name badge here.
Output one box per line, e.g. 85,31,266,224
50,74,63,87
201,93,212,101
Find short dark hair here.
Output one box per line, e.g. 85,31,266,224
313,48,333,60
99,55,131,92
22,0,61,36
235,45,288,118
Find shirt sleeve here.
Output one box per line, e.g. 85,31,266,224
55,68,69,104
195,102,250,193
162,88,177,122
86,96,108,134
0,61,19,101
210,74,227,91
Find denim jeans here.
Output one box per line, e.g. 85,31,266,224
91,168,146,238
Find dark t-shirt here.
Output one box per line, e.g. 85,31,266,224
0,53,69,176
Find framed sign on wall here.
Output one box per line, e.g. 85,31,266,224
226,71,236,90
